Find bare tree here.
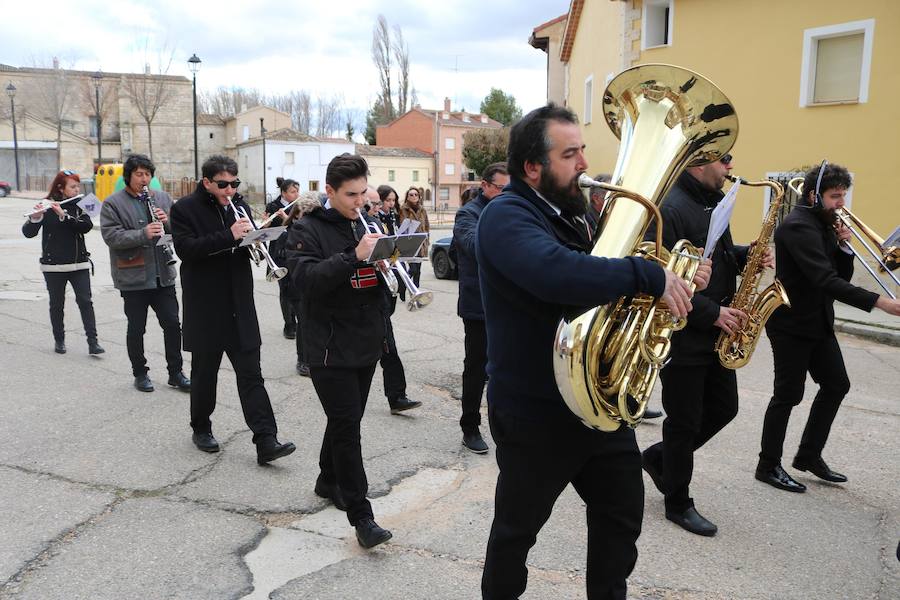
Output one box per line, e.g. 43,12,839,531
30,57,76,170
392,25,410,115
80,75,117,150
372,15,394,121
292,90,313,134
200,87,263,118
123,44,177,160
315,94,343,138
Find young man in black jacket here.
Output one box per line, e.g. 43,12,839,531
286,153,393,549
640,154,766,537
756,163,900,492
477,104,707,600
170,155,295,465
452,162,509,454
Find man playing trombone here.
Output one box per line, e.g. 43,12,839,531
170,155,295,465
756,162,900,493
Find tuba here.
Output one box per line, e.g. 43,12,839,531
714,177,790,369
553,64,738,432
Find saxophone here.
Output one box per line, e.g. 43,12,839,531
714,176,790,369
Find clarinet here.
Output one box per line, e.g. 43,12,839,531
142,186,177,266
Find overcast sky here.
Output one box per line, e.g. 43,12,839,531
4,0,570,121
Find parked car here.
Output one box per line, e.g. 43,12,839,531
0,181,11,197
429,235,458,280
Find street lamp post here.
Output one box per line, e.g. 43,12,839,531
188,54,201,180
92,71,103,166
5,82,20,192
260,117,267,200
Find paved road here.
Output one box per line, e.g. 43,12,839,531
0,195,897,599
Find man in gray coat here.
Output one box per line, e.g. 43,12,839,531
100,154,190,393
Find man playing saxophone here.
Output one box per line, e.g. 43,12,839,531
641,154,773,537
755,162,900,493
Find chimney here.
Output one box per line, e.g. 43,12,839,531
52,56,59,69
480,114,488,124
444,97,451,112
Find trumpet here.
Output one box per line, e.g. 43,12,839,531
788,178,898,299
24,194,84,218
356,209,433,311
227,196,287,282
142,186,177,266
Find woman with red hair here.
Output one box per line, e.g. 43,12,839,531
22,170,103,355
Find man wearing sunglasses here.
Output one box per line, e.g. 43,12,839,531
640,152,767,537
170,155,295,465
100,154,191,393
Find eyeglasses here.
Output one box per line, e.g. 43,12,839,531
62,170,77,176
210,179,241,189
486,180,505,190
720,154,733,165
408,191,419,197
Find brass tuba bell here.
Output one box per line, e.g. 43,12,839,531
553,64,739,432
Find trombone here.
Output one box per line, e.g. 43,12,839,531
788,178,898,299
357,209,433,311
226,196,287,282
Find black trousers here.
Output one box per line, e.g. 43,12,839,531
643,362,738,513
482,405,643,600
43,270,97,342
759,332,849,468
189,345,278,443
278,278,296,330
398,262,421,301
121,286,183,377
289,299,304,363
380,313,406,401
310,364,377,526
460,318,487,434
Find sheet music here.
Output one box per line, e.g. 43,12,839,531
397,219,420,235
77,194,101,218
703,178,741,259
239,226,286,246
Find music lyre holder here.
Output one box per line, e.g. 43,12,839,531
365,233,427,263
239,226,286,247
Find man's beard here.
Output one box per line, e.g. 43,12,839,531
538,169,587,217
814,205,838,228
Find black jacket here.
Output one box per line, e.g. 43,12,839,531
477,176,666,423
377,209,400,235
265,197,288,228
285,206,386,368
766,206,878,339
453,190,489,320
22,202,93,267
170,185,261,352
646,172,748,365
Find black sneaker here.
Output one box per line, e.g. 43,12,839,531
87,339,105,355
388,396,422,414
134,374,154,392
462,430,489,454
256,436,296,465
192,432,220,453
54,340,66,354
355,518,392,549
167,371,191,392
296,362,310,377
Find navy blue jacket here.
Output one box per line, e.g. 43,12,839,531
476,176,667,423
453,190,489,320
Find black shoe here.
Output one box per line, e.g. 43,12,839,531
314,480,348,511
666,506,718,537
643,408,663,419
462,430,489,454
134,375,154,392
256,436,296,465
389,396,422,415
192,432,220,453
355,518,392,549
54,340,66,354
167,371,191,392
296,362,310,377
792,456,847,483
87,339,105,355
755,464,806,493
641,451,665,494
283,325,296,340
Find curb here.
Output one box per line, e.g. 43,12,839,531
834,319,900,347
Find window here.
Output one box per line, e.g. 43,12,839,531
445,137,455,150
445,163,455,176
243,155,248,169
242,125,249,141
209,132,214,139
584,75,593,124
388,170,395,182
439,187,450,201
309,180,319,192
284,151,294,165
412,170,419,182
799,19,875,106
642,0,673,49
89,116,99,138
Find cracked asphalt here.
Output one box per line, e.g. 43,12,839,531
0,195,897,600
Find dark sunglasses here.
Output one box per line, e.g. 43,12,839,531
62,169,77,176
210,179,241,189
720,154,733,165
